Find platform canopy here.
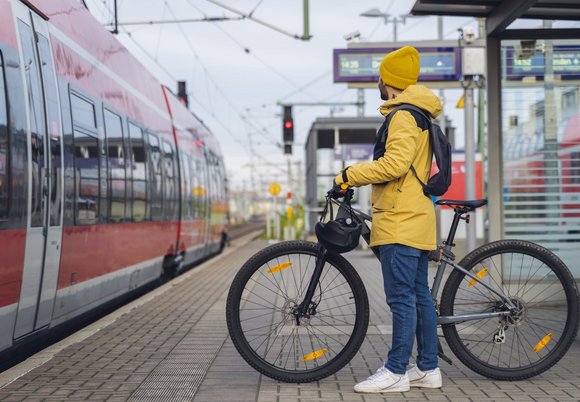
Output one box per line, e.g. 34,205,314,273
411,0,580,38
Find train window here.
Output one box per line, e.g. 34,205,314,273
73,131,99,225
195,152,208,219
129,122,148,221
0,52,8,220
181,152,192,219
37,33,62,227
71,93,96,129
190,154,200,219
148,133,163,220
162,140,177,220
104,109,126,222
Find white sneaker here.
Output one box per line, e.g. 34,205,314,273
353,367,410,393
407,364,442,388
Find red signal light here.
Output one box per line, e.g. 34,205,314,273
284,120,293,129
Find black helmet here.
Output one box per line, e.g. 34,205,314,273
315,217,361,254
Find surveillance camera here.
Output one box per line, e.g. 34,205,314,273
344,31,361,42
462,27,475,44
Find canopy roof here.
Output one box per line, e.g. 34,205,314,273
411,0,580,37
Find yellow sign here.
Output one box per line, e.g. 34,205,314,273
286,205,293,221
269,182,281,196
456,95,477,109
193,186,206,196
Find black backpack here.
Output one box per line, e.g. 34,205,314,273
373,103,452,197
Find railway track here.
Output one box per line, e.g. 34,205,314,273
227,222,266,240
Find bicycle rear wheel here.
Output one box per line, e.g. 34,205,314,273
226,241,369,383
440,240,579,380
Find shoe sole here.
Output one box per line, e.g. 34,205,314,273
354,385,410,393
410,378,442,388
410,383,442,388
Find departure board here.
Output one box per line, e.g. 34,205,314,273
333,47,461,83
506,45,580,80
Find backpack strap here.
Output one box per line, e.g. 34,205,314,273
384,104,433,191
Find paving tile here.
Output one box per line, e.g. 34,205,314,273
1,244,580,402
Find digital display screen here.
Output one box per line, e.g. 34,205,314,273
333,47,461,83
506,46,580,80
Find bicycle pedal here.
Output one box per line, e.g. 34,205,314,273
437,340,453,365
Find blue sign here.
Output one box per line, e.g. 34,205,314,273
334,144,374,161
506,45,580,80
333,47,461,83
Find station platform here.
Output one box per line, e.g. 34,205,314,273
0,233,579,402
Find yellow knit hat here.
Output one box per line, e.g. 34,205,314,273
379,46,420,90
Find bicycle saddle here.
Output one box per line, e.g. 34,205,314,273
435,199,488,211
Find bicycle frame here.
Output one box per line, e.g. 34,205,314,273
320,197,516,326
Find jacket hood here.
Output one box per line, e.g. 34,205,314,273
379,84,442,119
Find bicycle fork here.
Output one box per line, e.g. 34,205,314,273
295,246,328,322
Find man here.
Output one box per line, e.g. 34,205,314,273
333,46,442,393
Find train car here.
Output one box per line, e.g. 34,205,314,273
502,107,580,266
0,0,227,355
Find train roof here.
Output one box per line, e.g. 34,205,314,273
28,0,222,156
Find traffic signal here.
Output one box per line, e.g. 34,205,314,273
284,143,292,155
282,106,294,143
177,81,189,108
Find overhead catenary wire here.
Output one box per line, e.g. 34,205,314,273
93,0,361,180
100,0,354,154
115,25,263,162
204,0,309,41
183,0,319,100
154,1,167,60
163,1,281,148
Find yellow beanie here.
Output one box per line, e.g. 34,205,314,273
379,46,420,90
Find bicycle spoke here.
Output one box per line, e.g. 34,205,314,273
230,245,368,377
445,243,578,375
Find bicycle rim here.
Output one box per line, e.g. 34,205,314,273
441,240,579,378
227,242,368,381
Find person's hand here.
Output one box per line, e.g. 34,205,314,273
327,180,349,199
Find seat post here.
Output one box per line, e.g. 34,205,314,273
444,209,464,248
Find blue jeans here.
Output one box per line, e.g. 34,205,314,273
379,244,438,374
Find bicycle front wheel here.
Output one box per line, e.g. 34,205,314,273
440,240,579,380
226,241,369,383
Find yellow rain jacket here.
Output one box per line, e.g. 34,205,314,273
335,85,442,250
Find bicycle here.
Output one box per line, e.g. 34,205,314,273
226,190,580,383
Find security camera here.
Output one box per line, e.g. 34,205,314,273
462,27,475,44
344,31,361,42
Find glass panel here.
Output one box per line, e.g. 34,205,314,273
71,93,96,129
501,39,580,278
129,123,147,221
181,151,192,219
0,52,8,220
74,131,99,225
18,20,45,228
37,33,62,227
148,133,163,220
162,140,176,220
104,109,126,222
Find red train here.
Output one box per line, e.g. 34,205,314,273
0,0,227,354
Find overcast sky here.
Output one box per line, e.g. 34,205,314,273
84,0,482,193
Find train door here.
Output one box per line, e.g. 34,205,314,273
12,2,63,338
202,147,212,253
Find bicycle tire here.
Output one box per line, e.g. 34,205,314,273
226,241,369,383
440,240,579,380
